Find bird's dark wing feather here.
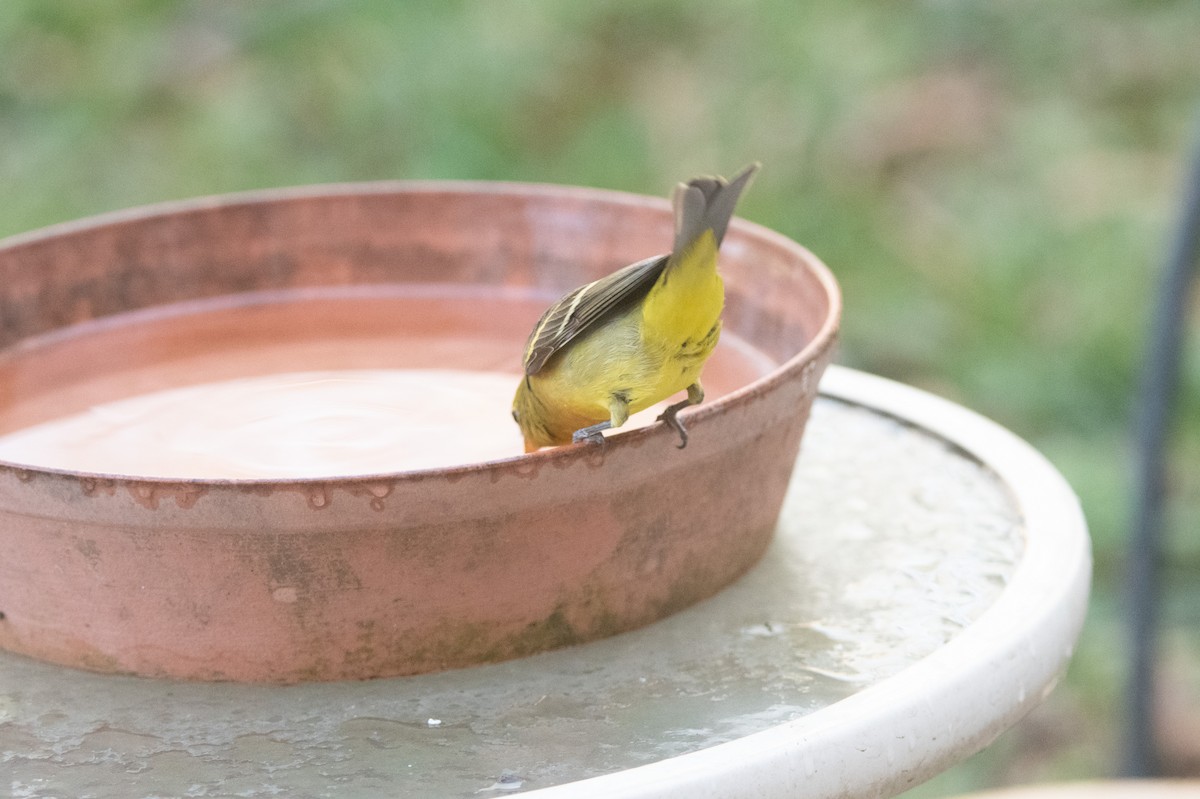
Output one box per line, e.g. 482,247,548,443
522,253,670,375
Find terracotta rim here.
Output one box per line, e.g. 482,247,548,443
0,180,842,486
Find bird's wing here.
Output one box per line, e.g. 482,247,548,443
522,253,670,375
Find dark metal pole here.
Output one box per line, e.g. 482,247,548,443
1123,126,1200,777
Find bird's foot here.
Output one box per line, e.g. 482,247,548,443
572,421,611,446
656,401,690,449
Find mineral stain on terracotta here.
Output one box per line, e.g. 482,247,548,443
122,483,208,510
79,477,116,497
0,181,839,682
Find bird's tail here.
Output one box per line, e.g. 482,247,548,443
641,164,759,349
671,162,760,253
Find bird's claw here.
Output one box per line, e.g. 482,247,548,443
572,429,607,446
656,406,689,449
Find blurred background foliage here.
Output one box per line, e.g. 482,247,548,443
2,1,1199,794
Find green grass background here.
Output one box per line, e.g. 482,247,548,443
3,1,1200,794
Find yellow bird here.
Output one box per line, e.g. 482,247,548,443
512,163,759,452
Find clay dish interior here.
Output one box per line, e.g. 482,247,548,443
0,181,841,682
